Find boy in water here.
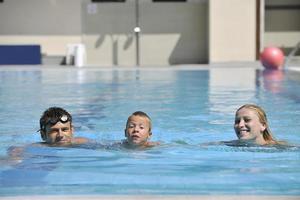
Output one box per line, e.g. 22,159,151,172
123,111,159,148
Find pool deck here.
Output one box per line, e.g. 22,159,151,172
0,195,299,200
0,60,299,72
0,61,263,71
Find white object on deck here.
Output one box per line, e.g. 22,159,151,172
66,43,86,67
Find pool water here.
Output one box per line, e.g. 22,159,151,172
0,66,300,196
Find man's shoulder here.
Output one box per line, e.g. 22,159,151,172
73,137,89,144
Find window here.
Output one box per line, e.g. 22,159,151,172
91,0,125,2
153,0,186,2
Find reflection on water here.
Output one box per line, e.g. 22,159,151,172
1,142,300,195
261,69,285,94
209,67,256,116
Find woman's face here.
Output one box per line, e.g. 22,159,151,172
234,107,266,142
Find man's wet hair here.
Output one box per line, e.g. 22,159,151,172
39,107,72,132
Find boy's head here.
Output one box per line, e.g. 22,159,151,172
39,107,74,145
125,111,152,147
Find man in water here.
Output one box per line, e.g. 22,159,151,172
7,107,88,164
38,107,88,146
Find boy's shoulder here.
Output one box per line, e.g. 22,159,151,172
145,141,160,147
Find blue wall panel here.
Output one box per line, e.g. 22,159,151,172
0,45,41,65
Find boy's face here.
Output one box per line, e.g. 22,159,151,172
125,115,151,147
42,121,74,145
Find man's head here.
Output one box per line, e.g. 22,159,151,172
39,107,74,145
125,111,152,147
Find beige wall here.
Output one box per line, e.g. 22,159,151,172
140,2,208,66
209,0,256,62
0,0,208,66
0,0,83,57
264,0,300,50
2,0,297,66
82,1,208,66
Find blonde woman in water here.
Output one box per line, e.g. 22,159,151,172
233,104,281,145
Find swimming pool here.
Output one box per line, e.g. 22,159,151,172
0,65,300,197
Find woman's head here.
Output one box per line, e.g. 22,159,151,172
234,104,276,145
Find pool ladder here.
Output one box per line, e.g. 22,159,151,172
284,41,300,68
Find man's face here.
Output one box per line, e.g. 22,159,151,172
125,115,151,147
43,121,73,145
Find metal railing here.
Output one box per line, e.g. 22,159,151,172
284,41,300,68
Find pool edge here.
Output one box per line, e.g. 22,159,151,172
0,195,299,200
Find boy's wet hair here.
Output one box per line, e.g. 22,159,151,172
39,107,72,132
126,111,152,133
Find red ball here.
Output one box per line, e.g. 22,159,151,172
260,47,285,70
